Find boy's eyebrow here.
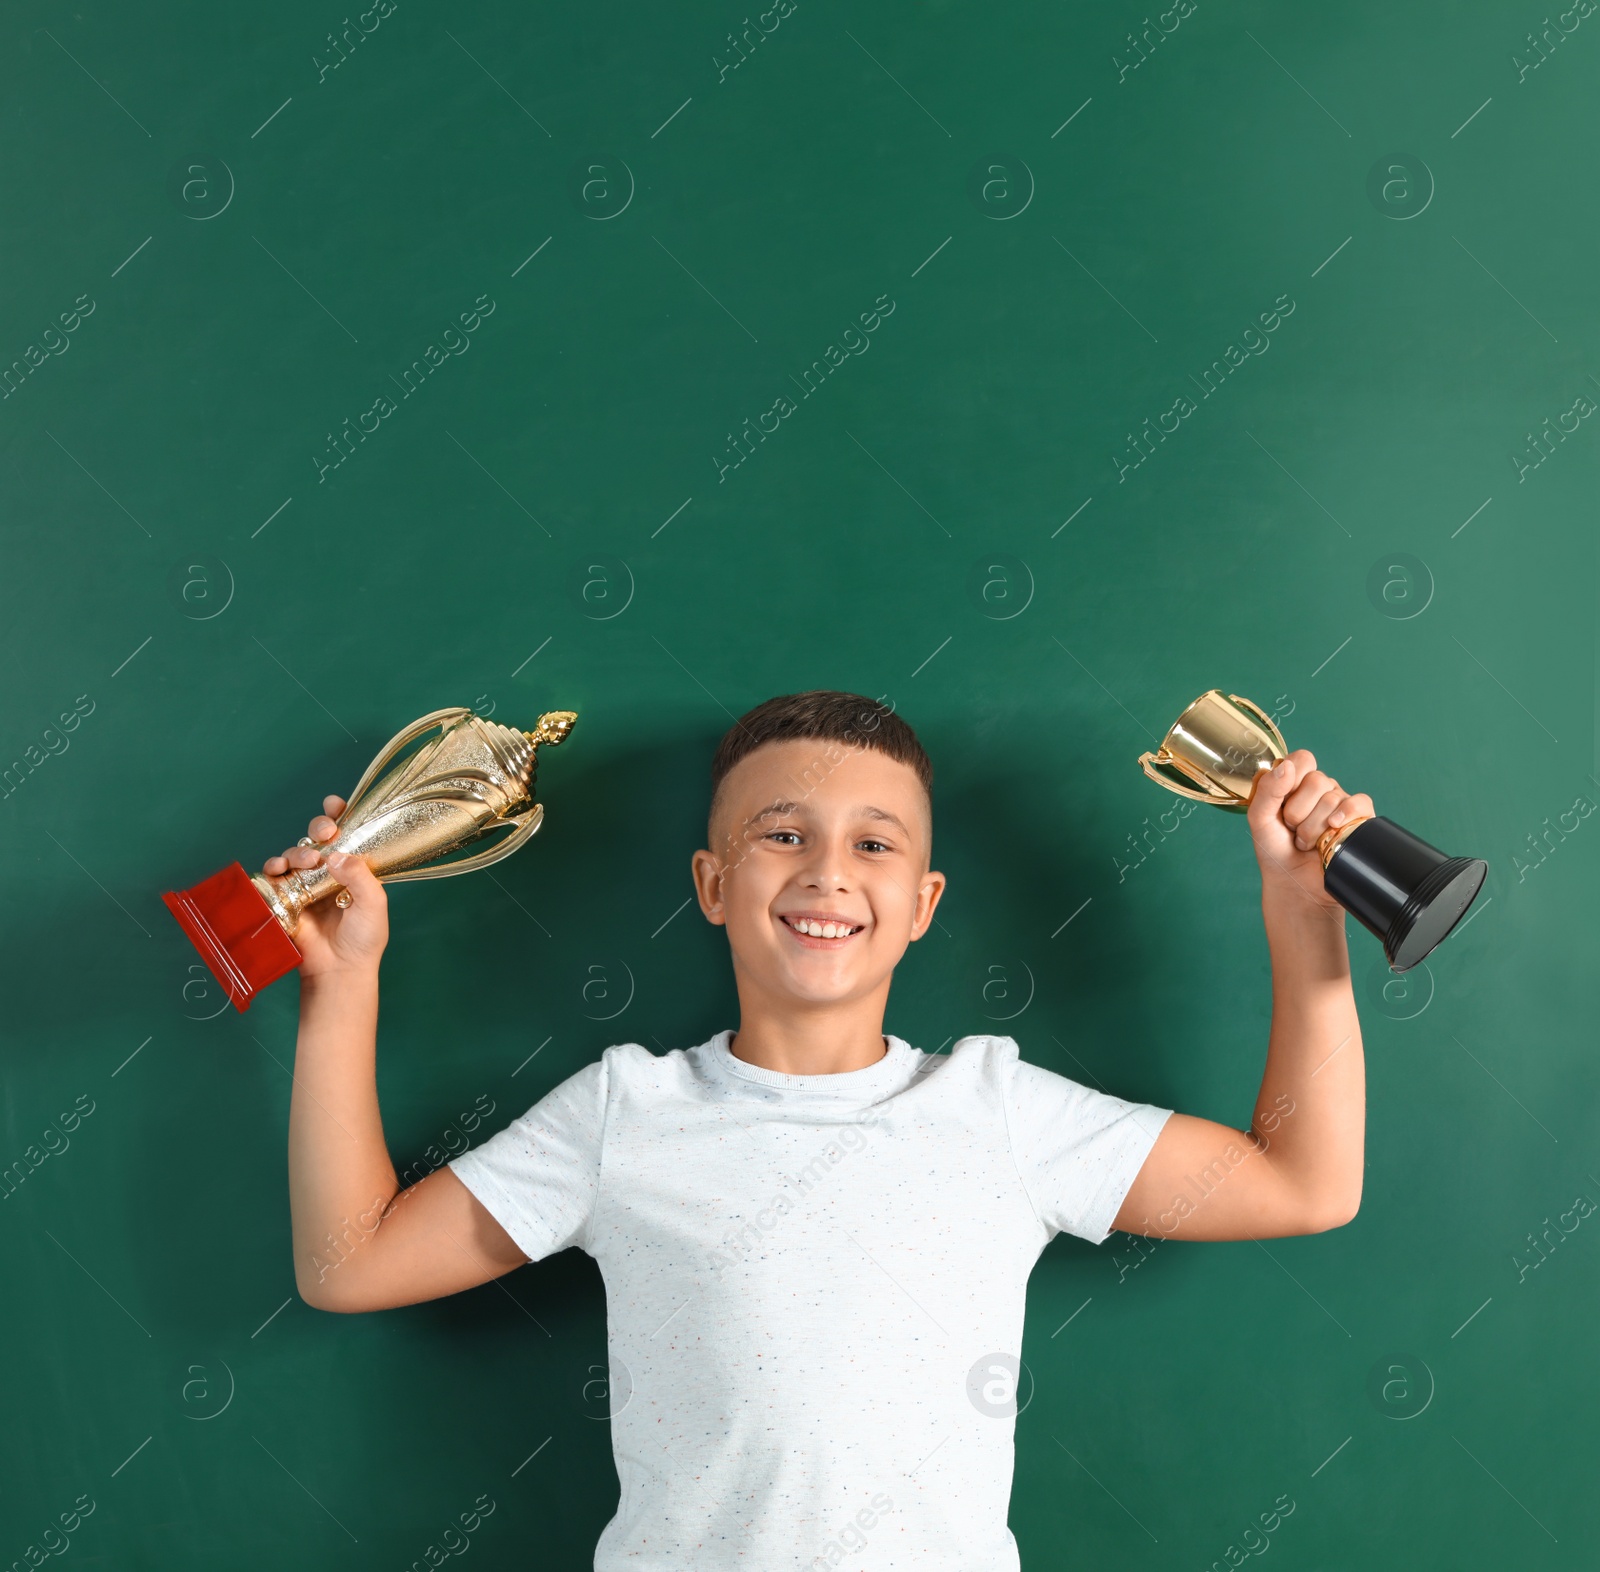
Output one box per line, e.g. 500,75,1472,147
861,805,910,835
742,800,911,836
746,799,801,824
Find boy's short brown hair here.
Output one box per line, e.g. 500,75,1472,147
708,691,933,839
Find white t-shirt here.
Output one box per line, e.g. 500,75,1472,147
448,1030,1172,1572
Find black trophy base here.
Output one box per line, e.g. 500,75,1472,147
1323,816,1488,973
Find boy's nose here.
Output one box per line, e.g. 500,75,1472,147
798,843,851,889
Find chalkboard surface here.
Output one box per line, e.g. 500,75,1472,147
3,2,1595,1567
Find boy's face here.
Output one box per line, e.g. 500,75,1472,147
692,739,946,1011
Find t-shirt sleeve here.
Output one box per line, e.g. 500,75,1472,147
995,1037,1173,1246
446,1053,609,1263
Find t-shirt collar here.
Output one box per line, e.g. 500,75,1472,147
706,1028,914,1097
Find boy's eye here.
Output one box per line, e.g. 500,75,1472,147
756,829,895,852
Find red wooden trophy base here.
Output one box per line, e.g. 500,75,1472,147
162,862,303,1012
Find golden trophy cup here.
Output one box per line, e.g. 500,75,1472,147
1139,690,1486,972
163,706,576,1010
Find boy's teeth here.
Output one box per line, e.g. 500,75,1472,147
792,918,854,937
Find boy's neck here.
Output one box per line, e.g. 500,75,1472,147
728,986,891,1076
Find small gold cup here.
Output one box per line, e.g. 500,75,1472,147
1138,689,1487,972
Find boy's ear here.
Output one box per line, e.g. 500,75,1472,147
909,869,947,941
691,848,727,925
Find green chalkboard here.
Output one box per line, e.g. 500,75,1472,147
3,1,1595,1566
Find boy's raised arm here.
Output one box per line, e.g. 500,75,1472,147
281,800,529,1313
1114,750,1368,1241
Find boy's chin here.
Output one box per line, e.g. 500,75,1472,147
728,936,901,1007
768,959,888,1007
780,979,865,1006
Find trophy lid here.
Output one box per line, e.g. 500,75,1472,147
528,711,577,747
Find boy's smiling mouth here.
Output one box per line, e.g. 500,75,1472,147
778,911,866,944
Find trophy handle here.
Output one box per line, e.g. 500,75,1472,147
1138,751,1240,804
1227,694,1289,759
339,707,475,823
379,803,546,884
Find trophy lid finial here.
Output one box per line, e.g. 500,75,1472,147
530,711,577,747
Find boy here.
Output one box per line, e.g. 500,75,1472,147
277,691,1368,1570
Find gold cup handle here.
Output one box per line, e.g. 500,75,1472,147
339,706,474,821
1138,751,1240,804
381,802,546,884
1227,693,1289,759
332,705,553,885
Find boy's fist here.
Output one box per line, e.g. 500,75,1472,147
262,794,389,977
1246,750,1375,910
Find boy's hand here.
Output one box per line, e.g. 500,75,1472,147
262,794,389,978
1246,750,1375,912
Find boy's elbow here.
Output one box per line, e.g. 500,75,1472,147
1305,1188,1362,1233
296,1267,357,1313
296,1276,333,1312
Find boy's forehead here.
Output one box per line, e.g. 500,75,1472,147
715,738,931,841
728,737,916,797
